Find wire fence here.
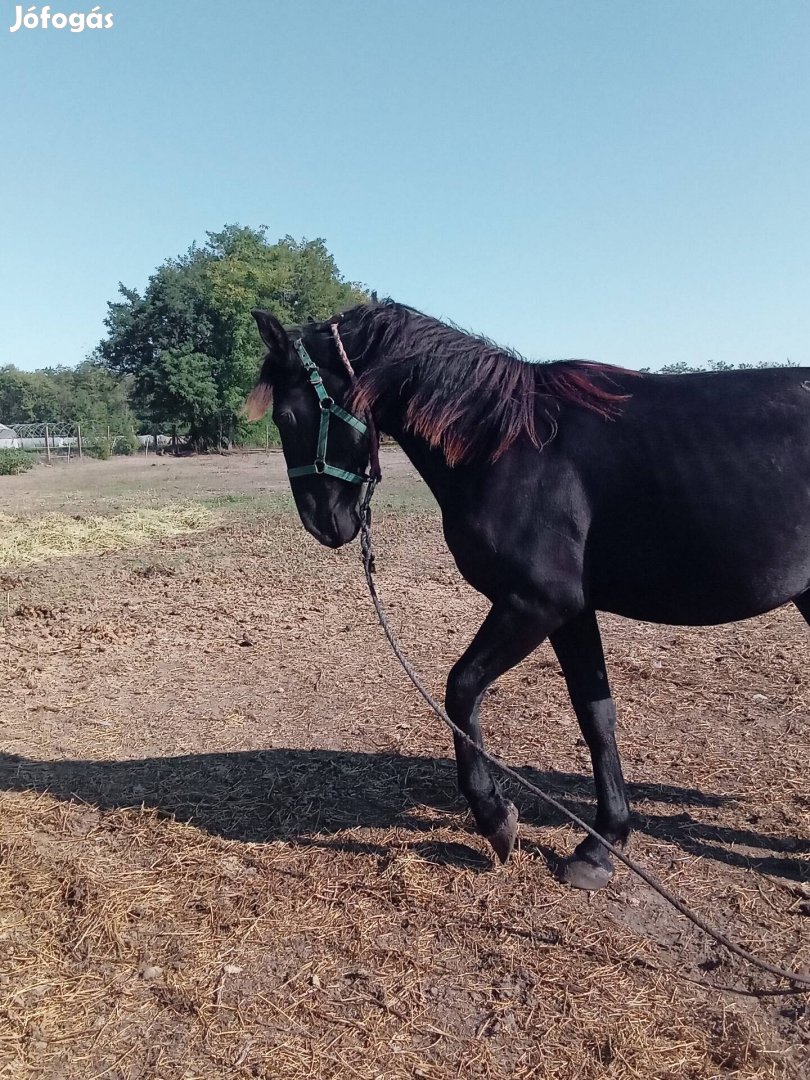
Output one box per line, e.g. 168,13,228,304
1,422,181,462
2,419,391,460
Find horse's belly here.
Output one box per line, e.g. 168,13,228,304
590,534,810,626
595,588,798,627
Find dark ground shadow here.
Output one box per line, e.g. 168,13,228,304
0,748,806,882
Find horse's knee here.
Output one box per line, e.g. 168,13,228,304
445,660,484,716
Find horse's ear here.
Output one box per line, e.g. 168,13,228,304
252,309,288,355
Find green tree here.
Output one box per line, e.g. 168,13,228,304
0,368,58,424
97,226,367,449
0,362,136,436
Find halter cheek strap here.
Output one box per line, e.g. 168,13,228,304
286,338,370,485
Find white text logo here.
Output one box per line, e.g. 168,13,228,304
9,5,114,32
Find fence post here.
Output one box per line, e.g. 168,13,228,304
77,424,83,460
44,424,51,464
265,418,270,451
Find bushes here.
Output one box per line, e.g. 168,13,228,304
83,428,140,458
86,438,112,460
113,431,140,456
0,449,34,475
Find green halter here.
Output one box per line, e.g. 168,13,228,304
286,338,370,485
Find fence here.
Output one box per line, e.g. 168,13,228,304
5,422,83,461
4,423,180,461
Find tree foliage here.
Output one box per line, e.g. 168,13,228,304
0,362,134,431
645,358,796,374
97,226,368,449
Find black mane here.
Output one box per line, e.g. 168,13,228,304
340,301,634,466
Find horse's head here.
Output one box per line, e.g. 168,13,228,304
245,310,373,548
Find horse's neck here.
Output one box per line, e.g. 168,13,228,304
359,336,460,505
378,414,457,506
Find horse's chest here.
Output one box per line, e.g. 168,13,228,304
442,519,501,594
443,515,557,601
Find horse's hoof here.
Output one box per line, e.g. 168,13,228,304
485,801,519,864
560,856,613,891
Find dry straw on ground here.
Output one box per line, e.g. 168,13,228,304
0,504,215,568
1,790,800,1080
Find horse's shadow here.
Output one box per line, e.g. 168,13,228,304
0,748,806,882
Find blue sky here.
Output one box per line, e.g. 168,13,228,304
1,0,808,372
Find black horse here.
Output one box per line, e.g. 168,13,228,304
247,301,810,890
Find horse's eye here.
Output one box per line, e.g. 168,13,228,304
274,411,296,428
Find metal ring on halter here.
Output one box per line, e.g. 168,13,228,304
314,459,326,474
320,397,334,411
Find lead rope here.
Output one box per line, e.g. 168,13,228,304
356,487,810,990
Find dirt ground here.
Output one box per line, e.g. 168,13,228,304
1,452,808,1079
0,451,425,516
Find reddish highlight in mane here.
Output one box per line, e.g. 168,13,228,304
396,362,630,466
543,363,632,419
347,301,636,466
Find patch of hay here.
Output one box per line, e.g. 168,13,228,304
0,504,216,568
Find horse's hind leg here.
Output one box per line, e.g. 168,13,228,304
794,591,810,625
446,603,552,864
550,610,630,891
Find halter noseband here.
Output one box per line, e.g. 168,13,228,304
285,335,373,486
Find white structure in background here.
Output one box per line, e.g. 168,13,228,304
8,421,81,460
0,423,177,457
137,434,172,447
0,424,21,449
18,436,77,450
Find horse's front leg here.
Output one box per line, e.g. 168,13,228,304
446,602,553,864
550,609,630,891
